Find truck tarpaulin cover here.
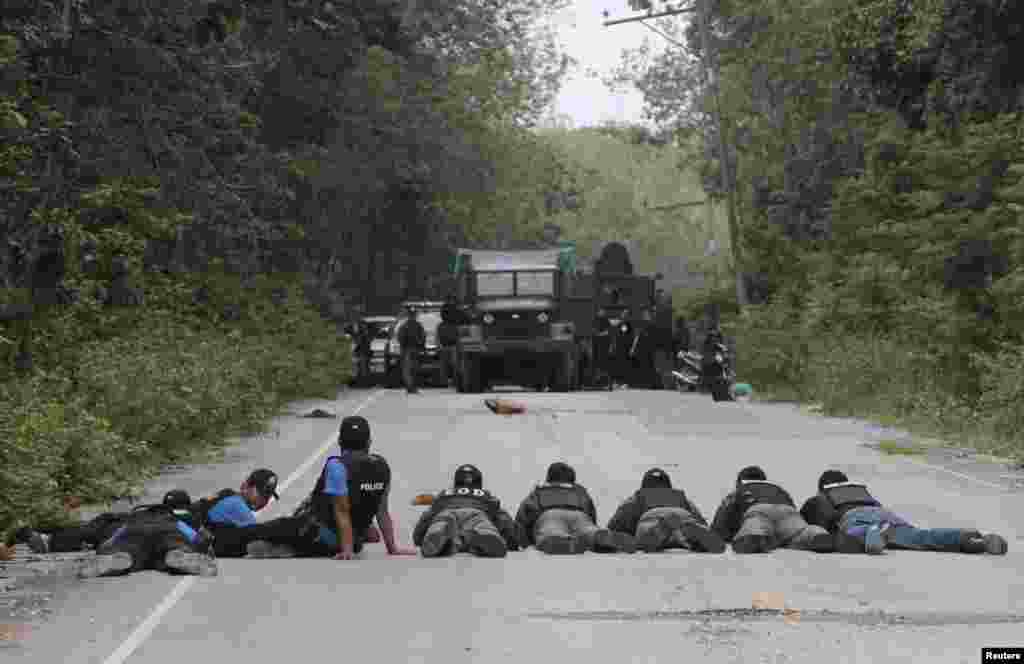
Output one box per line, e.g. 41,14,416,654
452,246,576,274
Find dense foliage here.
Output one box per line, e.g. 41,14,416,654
613,0,1024,457
0,0,574,537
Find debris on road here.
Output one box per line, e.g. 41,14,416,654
411,494,434,506
484,399,526,415
302,408,336,418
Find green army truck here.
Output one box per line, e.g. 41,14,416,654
451,246,586,393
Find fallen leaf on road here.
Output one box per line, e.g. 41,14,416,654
0,624,31,641
411,494,434,506
484,399,526,415
752,592,786,611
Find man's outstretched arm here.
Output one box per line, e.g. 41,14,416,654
376,492,417,556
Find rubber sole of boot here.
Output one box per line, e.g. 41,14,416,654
537,535,580,555
78,552,134,578
421,518,458,558
636,521,671,553
680,522,727,554
28,532,50,554
732,534,773,554
863,525,886,555
592,529,636,554
164,549,218,577
984,534,1008,555
468,532,507,558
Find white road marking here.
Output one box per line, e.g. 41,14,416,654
897,455,1009,490
102,389,383,664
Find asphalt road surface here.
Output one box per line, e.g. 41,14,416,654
3,387,1023,663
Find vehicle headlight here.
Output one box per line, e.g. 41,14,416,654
482,313,495,325
620,324,628,333
537,312,549,323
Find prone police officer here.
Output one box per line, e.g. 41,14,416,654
608,468,725,553
15,489,194,554
515,462,636,555
77,498,216,578
413,464,522,558
190,468,282,557
710,466,834,554
800,470,1008,555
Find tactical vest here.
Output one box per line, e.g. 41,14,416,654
822,482,878,514
432,487,496,513
636,487,689,513
535,483,587,513
128,503,196,528
738,481,793,509
191,489,239,529
312,453,391,533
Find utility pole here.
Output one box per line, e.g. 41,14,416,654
603,1,749,309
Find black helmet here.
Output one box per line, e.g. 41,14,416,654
641,468,672,489
453,464,483,489
818,469,849,491
737,465,766,483
162,489,192,510
546,461,575,484
338,415,371,451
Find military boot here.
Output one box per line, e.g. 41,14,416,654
421,514,458,557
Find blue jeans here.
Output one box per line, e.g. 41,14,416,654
840,506,968,552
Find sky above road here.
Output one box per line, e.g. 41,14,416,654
545,2,670,128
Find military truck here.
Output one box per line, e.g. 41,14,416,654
451,247,584,392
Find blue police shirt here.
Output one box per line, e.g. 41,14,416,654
206,494,258,527
323,457,349,497
317,457,349,548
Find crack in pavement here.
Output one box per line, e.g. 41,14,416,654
526,609,1024,627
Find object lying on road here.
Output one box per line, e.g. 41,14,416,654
0,543,13,561
484,399,526,415
303,408,336,418
732,383,753,400
412,494,435,506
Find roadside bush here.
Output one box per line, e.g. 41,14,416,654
0,375,148,532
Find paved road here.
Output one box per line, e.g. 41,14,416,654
4,387,1023,663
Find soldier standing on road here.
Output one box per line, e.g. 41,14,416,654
399,305,426,394
608,468,725,553
413,464,522,558
515,462,636,555
354,320,372,386
800,470,1009,555
438,297,460,388
710,466,835,554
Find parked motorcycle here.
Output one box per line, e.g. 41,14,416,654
672,342,735,400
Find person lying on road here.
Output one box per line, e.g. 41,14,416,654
515,462,636,555
711,466,834,554
800,470,1009,555
77,502,216,579
607,468,725,553
13,489,194,554
217,416,415,559
412,464,522,558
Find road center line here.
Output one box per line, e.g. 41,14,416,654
102,389,383,664
897,454,1009,490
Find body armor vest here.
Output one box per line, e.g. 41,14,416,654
738,481,793,509
636,487,689,512
433,487,497,513
312,453,391,533
536,483,587,512
822,482,878,513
